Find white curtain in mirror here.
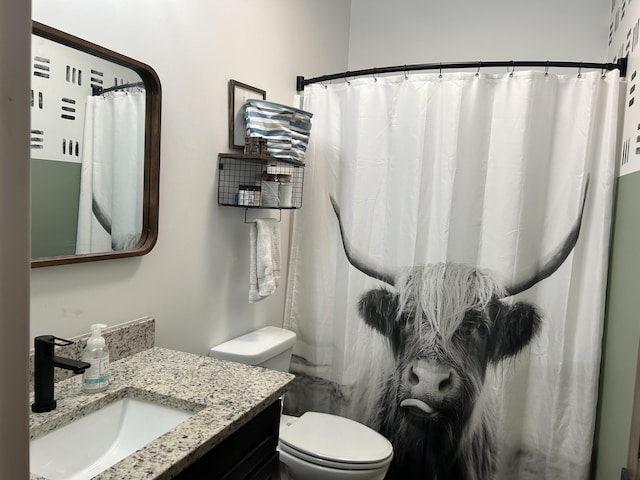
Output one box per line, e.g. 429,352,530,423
76,90,145,254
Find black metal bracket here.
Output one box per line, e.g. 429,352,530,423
244,208,282,224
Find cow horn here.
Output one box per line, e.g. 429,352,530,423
330,195,397,286
504,176,590,296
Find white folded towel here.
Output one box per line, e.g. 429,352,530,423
249,218,281,302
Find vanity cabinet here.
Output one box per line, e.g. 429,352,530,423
175,400,281,480
217,153,305,210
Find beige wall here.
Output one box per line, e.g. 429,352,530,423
0,0,31,477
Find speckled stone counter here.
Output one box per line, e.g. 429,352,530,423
29,347,294,480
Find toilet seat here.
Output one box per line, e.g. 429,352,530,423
278,412,393,471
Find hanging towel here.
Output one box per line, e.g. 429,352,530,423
249,218,281,302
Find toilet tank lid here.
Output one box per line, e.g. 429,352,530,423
208,326,296,365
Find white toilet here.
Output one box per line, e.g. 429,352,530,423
208,326,394,480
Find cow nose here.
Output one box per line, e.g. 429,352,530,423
407,358,458,401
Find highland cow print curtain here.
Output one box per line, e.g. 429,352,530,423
284,70,621,479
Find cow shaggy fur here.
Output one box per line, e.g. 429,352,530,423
352,263,542,480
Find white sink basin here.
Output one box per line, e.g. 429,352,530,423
30,397,194,480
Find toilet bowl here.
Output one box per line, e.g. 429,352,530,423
209,326,393,480
279,411,392,480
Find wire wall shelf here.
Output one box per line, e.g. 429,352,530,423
217,153,305,210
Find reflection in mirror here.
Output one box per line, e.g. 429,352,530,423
31,22,161,267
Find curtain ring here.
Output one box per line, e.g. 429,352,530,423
439,62,443,79
601,67,607,78
373,67,378,82
578,63,582,78
509,60,515,77
404,65,408,80
475,61,481,77
545,61,550,77
344,73,350,86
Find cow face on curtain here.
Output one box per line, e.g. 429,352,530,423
328,185,587,479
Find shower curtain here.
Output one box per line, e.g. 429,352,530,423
76,90,145,254
284,70,621,479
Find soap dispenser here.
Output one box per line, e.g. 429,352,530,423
82,324,109,393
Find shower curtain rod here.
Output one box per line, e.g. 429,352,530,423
92,81,145,96
296,58,628,91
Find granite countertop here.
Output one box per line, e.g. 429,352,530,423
29,347,295,480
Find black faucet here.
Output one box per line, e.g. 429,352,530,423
32,335,91,413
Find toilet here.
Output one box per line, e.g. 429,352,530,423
208,326,393,480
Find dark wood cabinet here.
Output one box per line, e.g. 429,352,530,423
175,400,281,480
246,452,280,480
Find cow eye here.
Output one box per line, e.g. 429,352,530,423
460,315,488,336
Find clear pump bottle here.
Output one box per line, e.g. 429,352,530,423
82,323,109,393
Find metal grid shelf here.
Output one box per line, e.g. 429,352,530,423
217,153,305,209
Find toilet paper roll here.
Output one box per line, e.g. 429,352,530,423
279,183,293,207
261,180,280,207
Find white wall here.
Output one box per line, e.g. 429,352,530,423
0,0,31,477
29,0,351,355
348,0,609,70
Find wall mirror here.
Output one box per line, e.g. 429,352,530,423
31,21,161,268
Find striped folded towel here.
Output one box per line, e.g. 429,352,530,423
244,99,312,163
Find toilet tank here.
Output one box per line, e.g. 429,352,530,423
208,326,296,372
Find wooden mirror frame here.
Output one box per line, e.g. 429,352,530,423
31,21,161,268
